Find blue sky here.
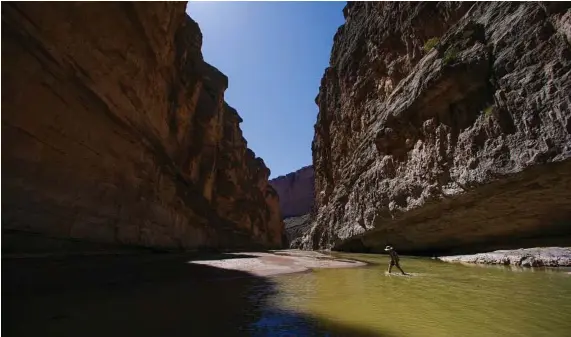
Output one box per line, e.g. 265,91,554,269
186,1,346,178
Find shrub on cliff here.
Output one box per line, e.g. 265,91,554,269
423,37,439,52
443,47,459,65
484,105,494,117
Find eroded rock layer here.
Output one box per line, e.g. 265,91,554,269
306,2,571,254
2,2,284,253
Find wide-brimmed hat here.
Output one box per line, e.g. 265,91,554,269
384,245,393,251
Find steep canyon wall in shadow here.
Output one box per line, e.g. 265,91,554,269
2,2,284,253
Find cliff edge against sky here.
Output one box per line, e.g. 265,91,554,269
2,2,284,253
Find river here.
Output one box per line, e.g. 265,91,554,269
4,252,571,337
247,253,571,336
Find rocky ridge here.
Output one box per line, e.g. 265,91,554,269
2,2,284,253
305,2,571,254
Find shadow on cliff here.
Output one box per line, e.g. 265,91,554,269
3,253,395,337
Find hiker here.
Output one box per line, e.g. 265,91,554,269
385,245,407,275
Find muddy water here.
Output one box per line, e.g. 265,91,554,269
247,254,571,336
4,253,571,337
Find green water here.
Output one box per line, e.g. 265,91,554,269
250,254,571,337
4,253,571,337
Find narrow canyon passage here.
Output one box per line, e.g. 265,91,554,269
2,1,571,336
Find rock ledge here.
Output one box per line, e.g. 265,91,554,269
439,247,571,267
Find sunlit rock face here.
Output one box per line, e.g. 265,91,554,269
305,1,571,254
270,165,315,218
2,2,284,253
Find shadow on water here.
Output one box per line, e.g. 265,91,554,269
2,253,395,337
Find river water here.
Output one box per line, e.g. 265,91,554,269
4,253,571,337
244,253,571,337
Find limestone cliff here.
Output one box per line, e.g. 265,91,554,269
307,2,571,254
270,165,315,218
2,2,284,253
269,166,314,247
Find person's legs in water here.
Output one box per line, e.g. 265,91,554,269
395,261,407,275
387,260,394,274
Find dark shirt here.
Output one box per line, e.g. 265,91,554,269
389,250,399,262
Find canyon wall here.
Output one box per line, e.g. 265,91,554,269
270,165,315,218
2,2,284,254
306,2,571,254
270,165,314,247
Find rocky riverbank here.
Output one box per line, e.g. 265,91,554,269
439,247,571,267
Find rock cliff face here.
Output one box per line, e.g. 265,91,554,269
2,2,284,253
270,165,315,218
307,2,571,254
270,166,314,247
283,214,313,249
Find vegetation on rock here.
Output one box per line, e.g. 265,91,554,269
423,37,439,52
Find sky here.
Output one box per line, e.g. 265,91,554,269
186,1,346,179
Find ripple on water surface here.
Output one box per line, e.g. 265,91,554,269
246,254,571,337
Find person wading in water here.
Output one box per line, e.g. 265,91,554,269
385,245,407,275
